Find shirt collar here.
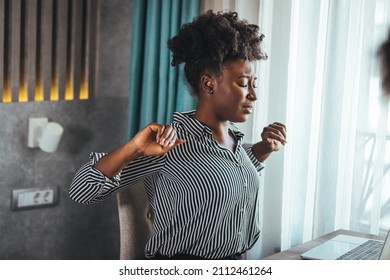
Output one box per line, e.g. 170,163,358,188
173,110,245,140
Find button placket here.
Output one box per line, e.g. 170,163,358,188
236,155,248,241
239,162,251,243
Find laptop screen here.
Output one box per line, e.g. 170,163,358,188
379,230,390,260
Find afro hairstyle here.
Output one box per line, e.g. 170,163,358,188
168,10,267,95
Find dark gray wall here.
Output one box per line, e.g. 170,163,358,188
0,0,131,259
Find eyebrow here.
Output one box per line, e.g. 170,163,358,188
238,75,257,79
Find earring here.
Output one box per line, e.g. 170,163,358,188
209,89,214,94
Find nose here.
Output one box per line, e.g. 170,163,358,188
247,86,257,101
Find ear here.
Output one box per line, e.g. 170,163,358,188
200,74,214,94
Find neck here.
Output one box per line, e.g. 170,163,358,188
193,107,236,152
193,107,229,137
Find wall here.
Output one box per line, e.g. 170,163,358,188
0,0,131,259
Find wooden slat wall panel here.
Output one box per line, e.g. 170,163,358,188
53,0,68,101
64,0,73,100
0,0,4,102
80,0,89,100
6,0,22,102
24,0,38,102
1,0,98,103
11,0,21,102
69,0,83,101
86,0,99,100
38,0,53,101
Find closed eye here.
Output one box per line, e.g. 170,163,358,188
238,77,249,87
252,77,258,88
238,77,257,88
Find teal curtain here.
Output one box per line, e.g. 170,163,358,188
127,0,199,139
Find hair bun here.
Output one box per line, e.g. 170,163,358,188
168,24,205,66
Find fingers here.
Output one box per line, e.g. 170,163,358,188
157,125,174,147
271,122,287,139
149,123,185,148
261,122,287,145
160,139,186,154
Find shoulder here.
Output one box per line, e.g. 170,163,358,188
172,110,198,140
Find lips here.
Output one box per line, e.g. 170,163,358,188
242,104,253,114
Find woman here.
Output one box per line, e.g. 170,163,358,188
69,10,287,260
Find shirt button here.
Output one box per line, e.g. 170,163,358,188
243,180,247,188
238,232,242,236
240,208,244,213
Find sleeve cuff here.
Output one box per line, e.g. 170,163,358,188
89,152,121,184
242,144,265,173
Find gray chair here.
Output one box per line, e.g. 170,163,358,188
116,181,153,259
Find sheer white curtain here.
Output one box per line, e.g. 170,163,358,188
252,0,390,259
201,0,390,259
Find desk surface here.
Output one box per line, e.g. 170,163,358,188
263,229,385,260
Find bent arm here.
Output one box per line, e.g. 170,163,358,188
252,140,274,163
93,139,142,179
92,122,184,179
69,151,166,204
243,144,265,172
69,123,184,204
69,141,146,204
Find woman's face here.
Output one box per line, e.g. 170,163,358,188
212,59,258,123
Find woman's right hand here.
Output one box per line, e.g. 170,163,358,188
93,123,183,178
130,123,185,157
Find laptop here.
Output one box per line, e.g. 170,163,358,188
300,229,390,260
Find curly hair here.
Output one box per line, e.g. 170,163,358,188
378,29,390,96
168,10,267,95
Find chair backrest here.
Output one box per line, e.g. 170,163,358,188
116,181,153,259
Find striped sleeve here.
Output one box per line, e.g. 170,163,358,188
242,143,265,172
69,152,166,204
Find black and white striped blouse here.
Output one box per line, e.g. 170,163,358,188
69,110,264,259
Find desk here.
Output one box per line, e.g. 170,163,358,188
263,229,385,260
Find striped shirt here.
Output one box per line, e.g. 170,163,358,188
69,110,265,259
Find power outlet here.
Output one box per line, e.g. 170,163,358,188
11,187,59,211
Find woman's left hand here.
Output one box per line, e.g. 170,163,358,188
260,122,287,152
